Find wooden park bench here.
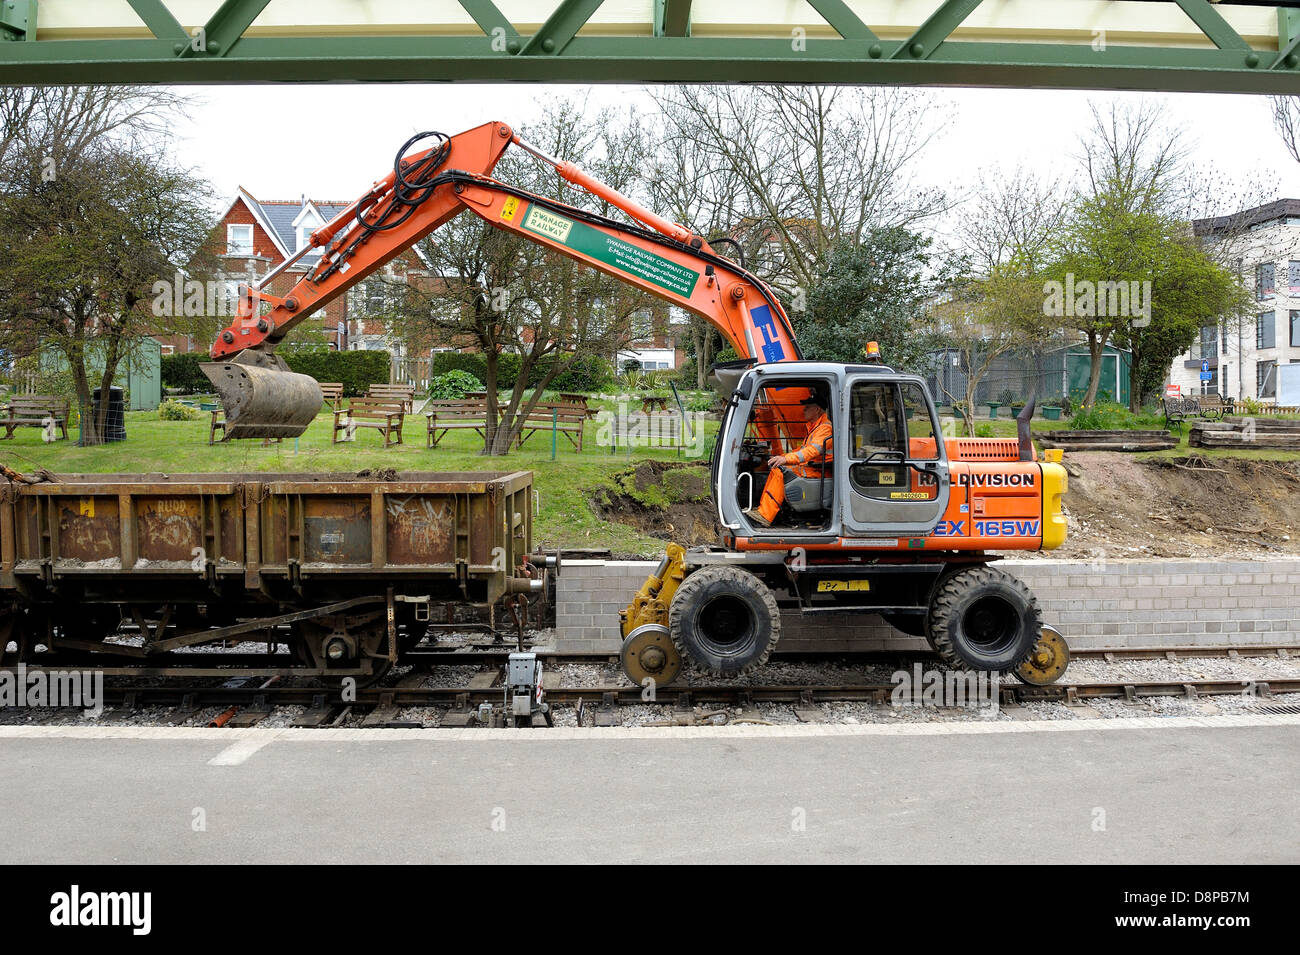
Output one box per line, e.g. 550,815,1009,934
366,383,415,413
1162,394,1234,431
333,398,405,447
557,393,600,418
318,382,345,413
515,402,587,451
425,399,492,448
209,407,282,446
1,395,69,441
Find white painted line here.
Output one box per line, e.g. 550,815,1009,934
207,734,280,765
0,713,1296,744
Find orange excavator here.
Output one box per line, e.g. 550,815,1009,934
205,120,1071,688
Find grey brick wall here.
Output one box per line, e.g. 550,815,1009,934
553,558,1300,653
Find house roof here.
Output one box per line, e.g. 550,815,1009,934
252,196,351,264
1193,198,1300,237
225,189,431,270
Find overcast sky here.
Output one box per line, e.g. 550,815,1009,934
172,83,1300,237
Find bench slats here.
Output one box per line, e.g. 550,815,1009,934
2,394,69,440
334,398,405,448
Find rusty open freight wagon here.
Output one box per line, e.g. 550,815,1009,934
0,470,545,683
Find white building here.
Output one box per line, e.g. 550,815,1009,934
1170,199,1300,401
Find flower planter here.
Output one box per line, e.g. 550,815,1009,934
1009,403,1026,418
1042,406,1062,421
986,402,1001,419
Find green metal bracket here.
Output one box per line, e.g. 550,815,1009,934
519,0,606,57
459,0,519,41
807,0,878,42
0,0,35,42
1272,7,1300,70
891,0,983,60
1174,0,1250,52
654,0,692,39
178,0,272,58
126,0,187,42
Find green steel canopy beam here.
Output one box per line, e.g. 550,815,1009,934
518,0,606,57
806,0,878,42
891,0,983,60
459,0,519,41
654,0,693,38
1173,0,1251,51
2,1,1300,93
177,0,273,58
0,0,35,41
125,0,187,42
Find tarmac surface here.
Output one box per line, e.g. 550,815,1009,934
0,715,1295,864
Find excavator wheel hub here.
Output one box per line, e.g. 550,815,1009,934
620,623,682,687
1015,625,1070,686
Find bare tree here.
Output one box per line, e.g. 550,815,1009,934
651,85,949,300
956,165,1065,276
1271,95,1300,165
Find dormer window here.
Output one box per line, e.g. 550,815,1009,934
227,224,253,255
293,205,322,252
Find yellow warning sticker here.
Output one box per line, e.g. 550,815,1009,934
500,196,520,222
816,580,870,592
889,491,930,500
79,498,94,517
878,471,896,485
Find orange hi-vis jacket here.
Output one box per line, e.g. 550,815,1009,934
781,412,833,477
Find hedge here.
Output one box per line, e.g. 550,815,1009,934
283,349,390,396
429,351,613,393
165,349,391,396
161,353,209,394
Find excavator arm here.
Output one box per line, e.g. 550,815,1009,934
205,120,801,439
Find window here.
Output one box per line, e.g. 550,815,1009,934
1256,262,1275,300
295,211,320,251
226,224,253,255
364,281,386,315
1292,310,1300,348
1257,311,1275,350
1289,261,1300,288
1257,360,1276,398
1199,325,1218,360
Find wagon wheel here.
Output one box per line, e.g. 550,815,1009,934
0,608,32,666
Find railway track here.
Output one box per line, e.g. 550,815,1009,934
11,642,1296,677
3,644,1297,728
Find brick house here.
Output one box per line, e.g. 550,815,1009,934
158,188,429,357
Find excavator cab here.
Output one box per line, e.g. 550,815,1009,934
713,362,951,540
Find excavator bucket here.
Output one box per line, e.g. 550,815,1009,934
202,351,323,440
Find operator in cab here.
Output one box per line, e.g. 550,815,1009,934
746,393,833,527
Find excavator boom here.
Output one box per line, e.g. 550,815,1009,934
206,121,799,439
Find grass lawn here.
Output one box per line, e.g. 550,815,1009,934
0,403,718,555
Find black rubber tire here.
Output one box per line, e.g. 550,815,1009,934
927,566,1041,671
669,566,780,677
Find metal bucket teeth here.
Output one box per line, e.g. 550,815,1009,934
202,362,322,440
